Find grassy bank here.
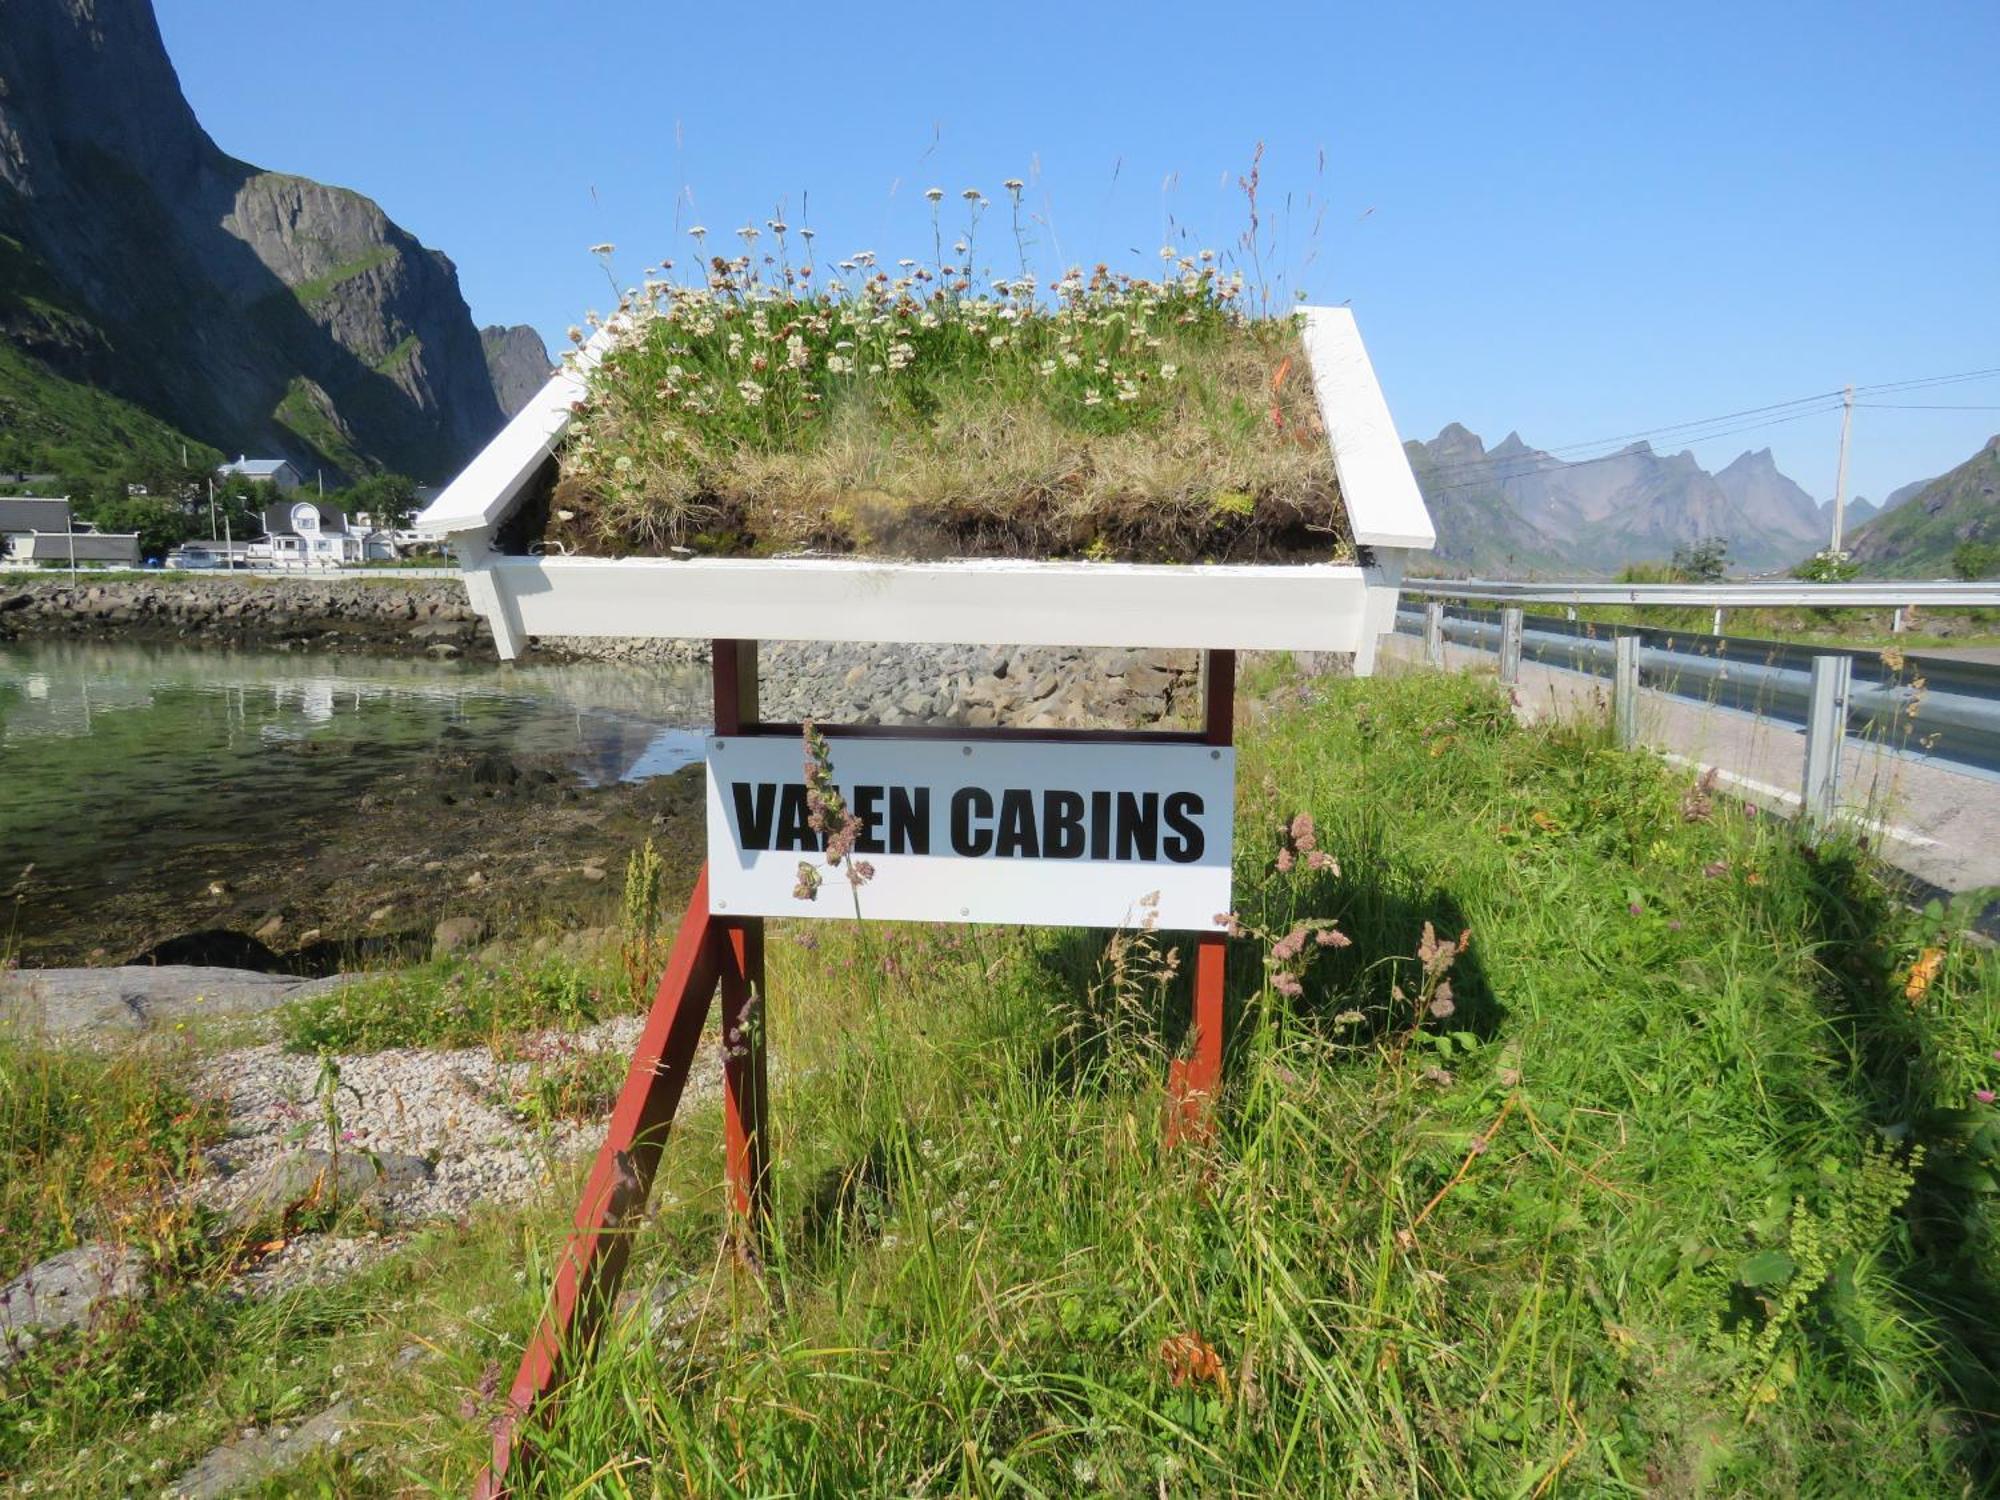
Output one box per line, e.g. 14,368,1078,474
4,669,1998,1494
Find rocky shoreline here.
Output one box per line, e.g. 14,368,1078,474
0,574,501,657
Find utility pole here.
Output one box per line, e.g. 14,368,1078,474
208,477,217,541
1830,383,1854,554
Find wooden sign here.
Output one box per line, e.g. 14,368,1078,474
705,734,1235,930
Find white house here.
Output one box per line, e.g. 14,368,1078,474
0,497,71,558
217,455,305,492
0,497,141,566
262,499,366,566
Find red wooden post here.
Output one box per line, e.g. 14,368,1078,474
474,868,725,1498
711,638,771,1254
718,918,769,1252
1168,649,1234,1141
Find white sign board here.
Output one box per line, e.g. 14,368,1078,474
705,735,1234,931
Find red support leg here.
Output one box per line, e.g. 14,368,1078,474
718,916,770,1257
1168,649,1235,1145
474,865,724,1499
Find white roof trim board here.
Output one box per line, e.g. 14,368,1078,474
417,305,1431,660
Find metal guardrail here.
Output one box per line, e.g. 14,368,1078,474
1405,578,2000,609
1394,603,2000,785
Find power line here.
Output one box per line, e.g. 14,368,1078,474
1411,362,2000,490
1856,402,2000,411
1416,404,1846,500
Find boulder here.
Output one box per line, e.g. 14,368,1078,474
431,915,487,957
0,965,305,1037
229,1149,433,1226
168,1399,354,1499
0,1243,149,1366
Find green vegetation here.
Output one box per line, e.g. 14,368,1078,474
275,953,629,1055
1848,438,2000,577
556,219,1342,560
3,670,1997,1494
0,340,218,482
1954,539,2000,581
289,247,396,309
0,1032,224,1280
274,376,368,477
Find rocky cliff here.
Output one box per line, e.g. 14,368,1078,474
0,0,511,480
480,325,553,417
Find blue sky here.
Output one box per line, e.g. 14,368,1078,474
156,0,1998,508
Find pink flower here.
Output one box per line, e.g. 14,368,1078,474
1271,971,1303,998
1977,1089,1996,1105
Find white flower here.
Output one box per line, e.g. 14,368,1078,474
1037,359,1057,377
1083,389,1103,407
1003,178,1024,193
736,224,760,241
589,242,615,255
688,225,707,237
924,187,944,203
961,188,981,201
1160,362,1179,381
736,378,766,406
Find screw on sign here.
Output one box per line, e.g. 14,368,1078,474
413,303,1435,1496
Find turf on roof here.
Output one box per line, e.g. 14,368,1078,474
532,260,1349,564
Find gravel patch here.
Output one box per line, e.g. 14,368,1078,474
196,1017,720,1229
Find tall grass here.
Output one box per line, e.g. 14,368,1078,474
403,670,1998,1495
4,669,1996,1495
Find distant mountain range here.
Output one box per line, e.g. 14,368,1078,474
1406,424,1887,576
0,0,549,483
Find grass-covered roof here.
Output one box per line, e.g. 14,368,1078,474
533,230,1348,563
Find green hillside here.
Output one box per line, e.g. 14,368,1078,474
0,339,218,480
1848,436,2000,578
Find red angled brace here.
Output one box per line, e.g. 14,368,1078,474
474,865,724,1499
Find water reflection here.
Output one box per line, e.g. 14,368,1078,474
0,640,712,786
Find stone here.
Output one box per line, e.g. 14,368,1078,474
229,1149,433,1226
0,1243,149,1366
431,915,487,957
579,864,607,882
253,913,285,942
167,1399,354,1499
0,966,306,1037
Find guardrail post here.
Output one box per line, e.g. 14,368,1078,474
1891,605,1906,635
1613,635,1640,749
1712,607,1725,636
1498,607,1523,684
1802,653,1851,833
1423,602,1446,668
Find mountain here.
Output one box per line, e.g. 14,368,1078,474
1846,436,2000,576
1822,495,1879,532
1401,425,1568,575
480,325,553,418
1713,449,1827,546
0,0,514,481
1405,424,1829,575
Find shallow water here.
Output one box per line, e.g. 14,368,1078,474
0,639,710,958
